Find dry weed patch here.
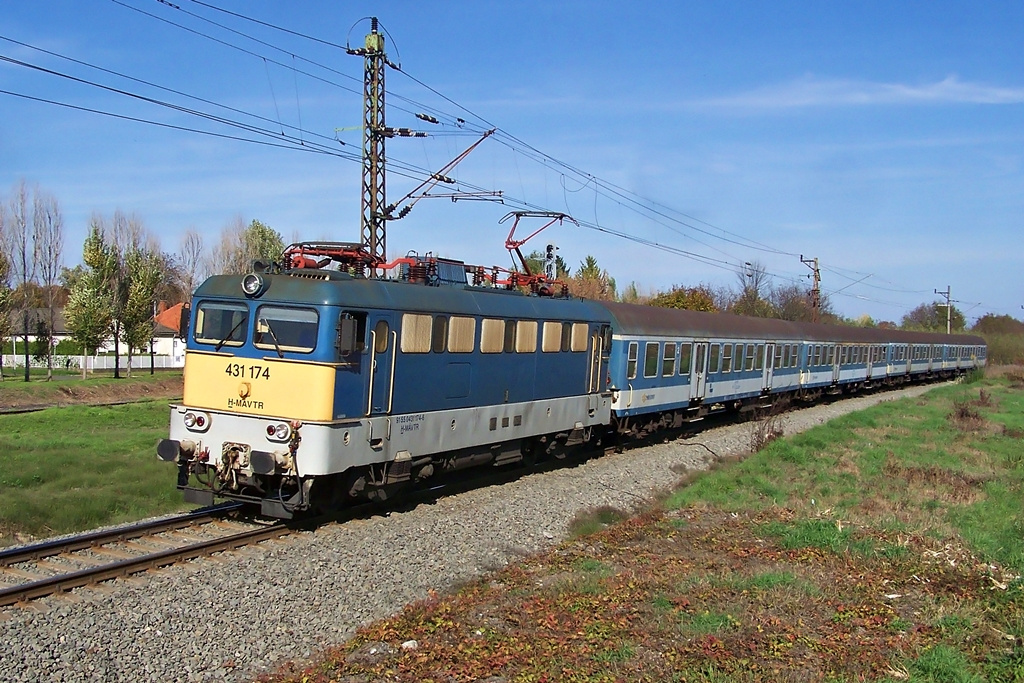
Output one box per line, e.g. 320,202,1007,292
268,508,1018,683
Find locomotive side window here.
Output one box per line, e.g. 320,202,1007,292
448,316,475,353
481,319,504,353
503,320,517,353
571,323,588,352
254,306,319,353
709,344,720,373
721,343,733,373
542,322,562,352
516,321,538,353
400,313,432,353
662,342,676,376
679,343,692,376
431,316,449,353
560,323,572,352
194,301,248,347
374,320,389,353
627,341,638,379
643,342,660,378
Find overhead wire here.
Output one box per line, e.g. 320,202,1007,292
10,2,996,316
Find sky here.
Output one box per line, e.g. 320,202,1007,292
1,0,1022,325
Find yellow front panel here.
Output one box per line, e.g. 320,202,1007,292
183,351,336,421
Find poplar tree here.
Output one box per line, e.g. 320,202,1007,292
65,225,113,378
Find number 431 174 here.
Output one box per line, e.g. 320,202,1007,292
224,363,270,379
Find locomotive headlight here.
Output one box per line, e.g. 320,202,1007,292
183,411,211,433
266,422,291,442
241,272,266,297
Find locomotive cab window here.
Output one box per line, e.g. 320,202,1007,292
337,311,367,357
254,306,318,353
194,301,248,347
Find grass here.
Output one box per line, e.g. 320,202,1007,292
0,370,182,408
263,373,1024,683
0,399,190,543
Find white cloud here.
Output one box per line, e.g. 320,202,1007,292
695,74,1024,110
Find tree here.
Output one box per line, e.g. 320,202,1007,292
64,271,113,379
4,180,38,382
206,217,284,275
32,188,63,380
767,283,839,323
0,244,11,381
120,246,163,377
648,284,719,312
901,302,966,332
179,227,205,300
572,255,617,301
729,261,775,318
971,314,1024,335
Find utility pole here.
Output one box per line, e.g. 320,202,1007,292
800,255,821,323
935,286,952,334
348,18,389,275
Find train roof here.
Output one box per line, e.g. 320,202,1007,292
596,300,986,346
194,272,612,323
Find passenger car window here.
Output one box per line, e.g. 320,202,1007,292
679,343,692,376
662,342,676,376
644,342,660,378
627,342,638,379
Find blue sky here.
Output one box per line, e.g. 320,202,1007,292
1,0,1022,324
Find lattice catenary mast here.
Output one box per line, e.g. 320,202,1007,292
347,18,389,274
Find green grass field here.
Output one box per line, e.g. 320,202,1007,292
0,400,189,543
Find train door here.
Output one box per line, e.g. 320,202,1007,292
865,345,873,381
762,343,775,392
586,325,611,415
831,345,840,383
691,342,709,401
367,315,397,416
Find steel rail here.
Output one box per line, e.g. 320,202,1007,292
0,503,244,567
0,518,290,607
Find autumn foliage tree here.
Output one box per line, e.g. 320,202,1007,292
901,302,966,332
648,284,719,312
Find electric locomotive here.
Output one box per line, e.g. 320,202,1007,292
158,243,614,517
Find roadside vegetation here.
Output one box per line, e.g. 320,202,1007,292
0,396,188,545
270,372,1024,682
0,370,181,412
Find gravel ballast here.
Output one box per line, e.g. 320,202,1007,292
0,384,940,682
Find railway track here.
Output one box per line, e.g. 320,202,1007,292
0,503,289,607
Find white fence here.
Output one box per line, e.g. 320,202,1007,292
1,354,184,371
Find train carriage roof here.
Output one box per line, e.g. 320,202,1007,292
596,300,985,346
194,272,613,323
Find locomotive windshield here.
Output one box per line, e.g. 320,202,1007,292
194,301,248,347
254,305,319,353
